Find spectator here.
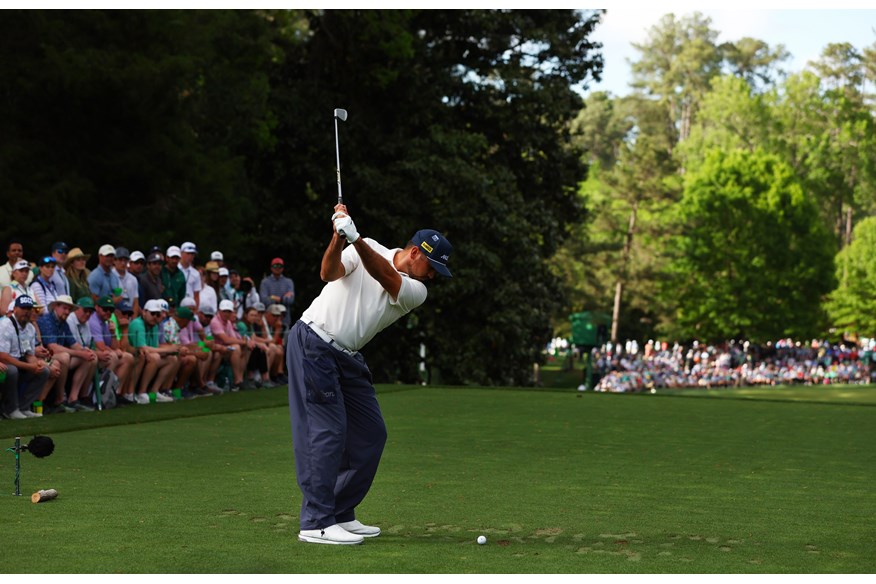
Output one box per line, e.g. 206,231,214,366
210,250,225,268
89,295,137,406
196,303,226,392
67,296,96,349
237,305,274,388
128,251,146,279
0,259,34,310
218,267,233,302
179,241,201,308
0,296,51,419
229,269,260,319
87,244,122,305
64,247,92,302
162,306,203,396
29,255,61,308
259,257,295,327
112,247,140,317
264,303,288,383
161,246,186,310
211,299,253,391
128,299,179,404
139,251,165,306
177,299,220,396
200,261,220,316
49,241,71,296
36,295,98,413
0,238,32,288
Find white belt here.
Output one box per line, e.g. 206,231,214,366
303,320,357,355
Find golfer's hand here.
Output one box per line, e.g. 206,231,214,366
332,212,360,243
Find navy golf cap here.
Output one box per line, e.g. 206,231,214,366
412,229,452,278
15,295,35,309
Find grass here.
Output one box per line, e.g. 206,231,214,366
1,384,874,573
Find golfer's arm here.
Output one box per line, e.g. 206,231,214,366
352,238,401,300
320,233,347,282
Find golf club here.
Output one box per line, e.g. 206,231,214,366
333,108,348,204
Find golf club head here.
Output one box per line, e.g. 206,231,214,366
334,108,348,122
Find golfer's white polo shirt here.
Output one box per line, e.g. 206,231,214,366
302,238,427,352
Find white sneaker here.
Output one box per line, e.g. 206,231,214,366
155,392,173,403
21,409,42,418
338,520,381,538
3,409,27,420
298,524,364,545
135,393,150,405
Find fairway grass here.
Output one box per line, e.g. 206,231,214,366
1,385,874,573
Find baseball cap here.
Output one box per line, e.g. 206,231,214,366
52,242,69,253
166,246,181,258
97,296,115,309
14,295,35,309
76,297,95,309
13,259,30,271
143,299,160,313
411,229,453,277
176,306,194,320
180,297,197,309
147,252,163,263
157,299,170,311
254,302,266,312
130,251,146,263
38,256,57,266
98,244,116,256
267,304,286,316
218,267,229,277
200,304,216,316
271,257,284,266
181,242,197,254
117,300,133,314
219,299,235,312
210,251,223,261
114,246,130,259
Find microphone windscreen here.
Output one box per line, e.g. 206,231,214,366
28,435,54,458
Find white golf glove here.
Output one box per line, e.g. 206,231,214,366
332,212,360,243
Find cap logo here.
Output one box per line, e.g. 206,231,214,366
421,242,433,254
441,254,449,261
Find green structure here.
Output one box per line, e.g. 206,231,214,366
569,311,611,390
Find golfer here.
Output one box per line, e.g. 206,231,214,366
288,203,452,545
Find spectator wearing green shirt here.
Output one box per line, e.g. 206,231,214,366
160,246,186,311
130,299,180,405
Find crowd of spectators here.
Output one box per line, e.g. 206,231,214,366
0,239,297,420
569,338,876,393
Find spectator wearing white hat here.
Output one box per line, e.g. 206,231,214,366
128,251,146,278
0,259,34,311
179,242,201,309
36,295,98,413
87,244,122,305
210,251,225,268
211,299,253,391
217,267,233,303
112,247,140,317
128,299,180,404
196,303,225,392
160,246,186,310
0,238,32,288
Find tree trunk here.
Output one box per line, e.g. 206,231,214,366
611,199,639,342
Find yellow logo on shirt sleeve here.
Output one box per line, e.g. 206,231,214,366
421,242,433,253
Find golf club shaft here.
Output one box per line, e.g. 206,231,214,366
334,116,343,205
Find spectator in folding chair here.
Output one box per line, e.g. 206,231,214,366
211,299,253,391
48,241,71,297
89,295,137,406
0,296,51,419
0,259,34,310
36,295,98,413
0,238,32,288
87,244,122,305
128,299,180,404
29,255,61,309
161,305,199,396
112,247,141,317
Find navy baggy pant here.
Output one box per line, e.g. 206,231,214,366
286,321,387,530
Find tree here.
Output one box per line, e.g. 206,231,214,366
721,37,790,91
826,216,876,337
665,148,835,342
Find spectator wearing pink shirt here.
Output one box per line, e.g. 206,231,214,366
210,299,253,391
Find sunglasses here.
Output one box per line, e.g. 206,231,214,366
40,256,57,266
149,311,163,317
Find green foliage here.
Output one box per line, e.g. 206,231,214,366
665,148,835,341
826,216,876,336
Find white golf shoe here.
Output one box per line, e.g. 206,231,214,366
298,524,364,545
337,520,381,538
